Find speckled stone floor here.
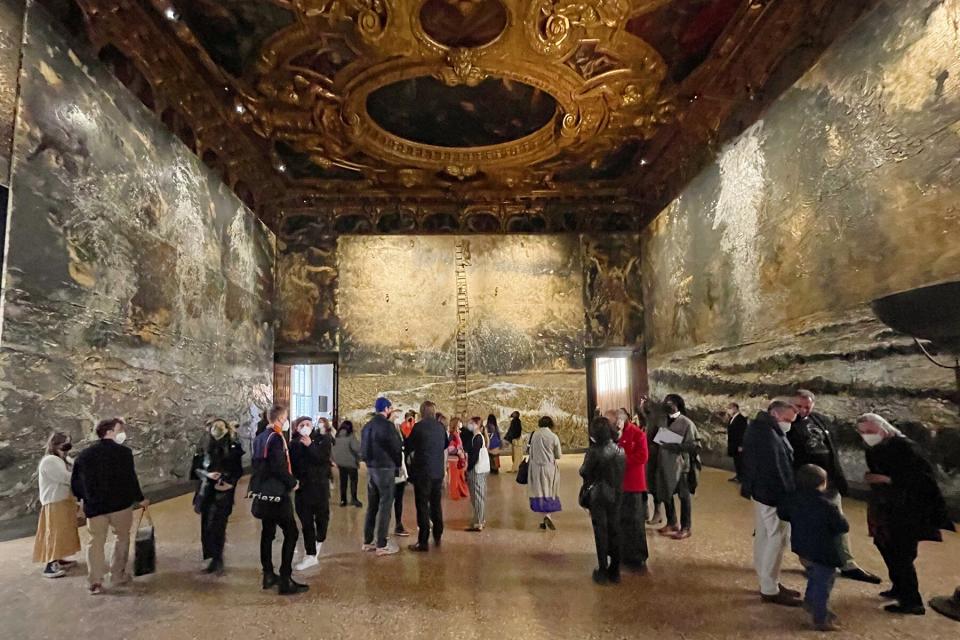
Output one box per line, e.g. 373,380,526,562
0,458,957,640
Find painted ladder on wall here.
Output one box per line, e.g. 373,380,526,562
454,239,470,417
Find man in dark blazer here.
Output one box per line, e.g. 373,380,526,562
791,389,881,584
405,400,449,552
741,399,802,607
725,402,748,482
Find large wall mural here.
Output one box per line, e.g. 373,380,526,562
641,0,960,506
337,235,589,447
582,233,644,348
0,4,275,520
0,0,23,183
276,218,339,354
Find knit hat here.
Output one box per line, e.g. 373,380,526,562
375,397,393,413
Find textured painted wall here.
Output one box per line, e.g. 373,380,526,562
641,0,960,504
276,223,338,354
335,234,589,446
0,0,23,183
582,233,643,349
0,4,275,519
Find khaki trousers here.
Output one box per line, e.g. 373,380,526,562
86,507,133,586
511,442,523,472
753,500,790,596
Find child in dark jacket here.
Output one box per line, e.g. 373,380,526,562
777,464,849,631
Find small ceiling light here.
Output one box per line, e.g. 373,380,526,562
234,104,246,115
277,163,287,173
639,158,648,166
163,7,178,21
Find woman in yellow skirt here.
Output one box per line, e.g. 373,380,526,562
34,432,81,578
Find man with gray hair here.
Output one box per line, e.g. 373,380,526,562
791,390,881,584
741,399,802,606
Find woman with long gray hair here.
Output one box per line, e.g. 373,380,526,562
856,413,954,615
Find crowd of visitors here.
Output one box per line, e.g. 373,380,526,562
29,389,954,630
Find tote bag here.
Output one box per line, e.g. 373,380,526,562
133,508,156,577
475,443,491,474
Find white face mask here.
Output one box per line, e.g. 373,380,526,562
777,421,792,434
298,426,312,438
114,431,127,445
861,433,884,447
668,411,680,420
281,419,290,432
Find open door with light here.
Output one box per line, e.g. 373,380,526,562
586,348,647,421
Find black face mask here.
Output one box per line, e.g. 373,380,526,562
60,442,73,453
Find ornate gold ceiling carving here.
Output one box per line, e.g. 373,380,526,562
235,0,676,190
51,0,878,233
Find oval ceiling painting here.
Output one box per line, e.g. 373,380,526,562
366,75,557,148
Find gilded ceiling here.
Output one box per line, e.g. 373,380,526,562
50,0,875,232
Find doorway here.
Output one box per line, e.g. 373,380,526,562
289,363,335,423
273,355,339,426
585,348,647,419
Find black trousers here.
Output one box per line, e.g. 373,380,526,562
200,489,235,561
619,492,648,567
664,477,692,530
413,477,444,546
590,500,621,575
260,504,299,578
295,492,330,556
732,452,744,479
876,535,921,607
394,480,407,530
339,467,359,503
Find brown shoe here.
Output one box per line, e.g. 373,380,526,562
657,525,679,536
814,619,842,632
761,592,803,607
778,583,801,599
671,529,691,540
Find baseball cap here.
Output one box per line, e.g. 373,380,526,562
375,397,393,413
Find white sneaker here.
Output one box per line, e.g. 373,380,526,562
361,543,376,552
375,542,400,557
295,555,319,571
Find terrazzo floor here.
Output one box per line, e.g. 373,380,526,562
0,458,957,640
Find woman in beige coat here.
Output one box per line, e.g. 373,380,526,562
528,416,563,530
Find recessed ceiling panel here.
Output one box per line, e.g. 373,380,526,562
366,76,557,148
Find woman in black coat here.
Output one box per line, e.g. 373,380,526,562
289,416,333,571
580,416,626,585
856,413,954,615
193,418,244,575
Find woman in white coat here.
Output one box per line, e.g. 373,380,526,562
528,416,563,530
33,432,81,578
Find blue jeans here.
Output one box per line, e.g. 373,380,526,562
363,467,396,548
805,562,837,625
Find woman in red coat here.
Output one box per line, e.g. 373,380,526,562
613,408,650,572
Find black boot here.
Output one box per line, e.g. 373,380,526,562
204,557,224,575
278,575,309,595
262,571,279,589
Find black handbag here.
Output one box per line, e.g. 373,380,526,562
578,482,594,509
133,508,156,577
516,457,529,485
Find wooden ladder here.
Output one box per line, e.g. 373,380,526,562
454,239,470,417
